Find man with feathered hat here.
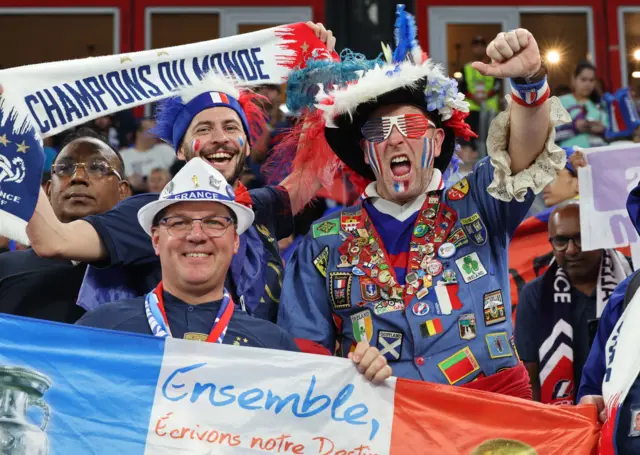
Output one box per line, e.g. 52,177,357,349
277,6,570,396
25,23,337,325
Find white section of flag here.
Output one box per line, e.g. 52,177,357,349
145,339,397,454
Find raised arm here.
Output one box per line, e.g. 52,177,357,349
472,29,550,174
27,186,106,261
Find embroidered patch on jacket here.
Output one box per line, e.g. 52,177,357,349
483,290,506,326
461,213,487,245
377,331,403,361
313,246,330,278
312,218,340,238
455,252,488,283
485,332,514,359
330,272,352,310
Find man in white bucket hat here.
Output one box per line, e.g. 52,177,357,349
76,158,394,383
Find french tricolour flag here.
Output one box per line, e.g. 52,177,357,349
0,314,600,454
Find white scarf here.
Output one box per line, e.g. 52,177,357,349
0,23,333,244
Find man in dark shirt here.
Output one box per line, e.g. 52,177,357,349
24,23,336,323
0,128,130,322
77,158,393,384
515,201,631,404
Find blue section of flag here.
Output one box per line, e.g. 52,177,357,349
0,314,164,454
0,110,44,223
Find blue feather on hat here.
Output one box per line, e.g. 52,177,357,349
392,4,419,64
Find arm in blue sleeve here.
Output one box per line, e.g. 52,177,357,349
514,280,542,362
249,186,294,241
82,193,159,267
277,234,334,351
467,159,536,244
577,277,628,401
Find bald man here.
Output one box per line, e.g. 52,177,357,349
515,201,631,404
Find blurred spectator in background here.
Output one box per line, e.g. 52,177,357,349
119,118,176,193
457,35,500,158
255,84,282,118
92,115,120,150
515,201,631,403
556,61,607,148
113,109,138,149
542,149,580,208
147,167,171,193
243,84,284,189
42,136,57,175
0,128,130,323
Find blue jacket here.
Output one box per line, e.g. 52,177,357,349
278,159,534,384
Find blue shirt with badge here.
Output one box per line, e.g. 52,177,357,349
76,291,300,351
278,158,534,385
79,186,293,322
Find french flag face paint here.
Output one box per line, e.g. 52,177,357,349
191,138,202,155
393,181,407,193
421,137,434,169
367,142,382,178
238,136,244,148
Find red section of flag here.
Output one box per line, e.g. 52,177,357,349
219,92,229,104
390,376,599,454
600,402,620,455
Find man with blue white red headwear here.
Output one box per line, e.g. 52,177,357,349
25,23,336,325
276,6,570,397
76,158,393,384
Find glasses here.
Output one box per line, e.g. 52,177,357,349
51,160,122,180
159,215,235,239
361,114,436,143
549,235,582,252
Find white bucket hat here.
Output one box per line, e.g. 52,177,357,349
137,157,255,236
